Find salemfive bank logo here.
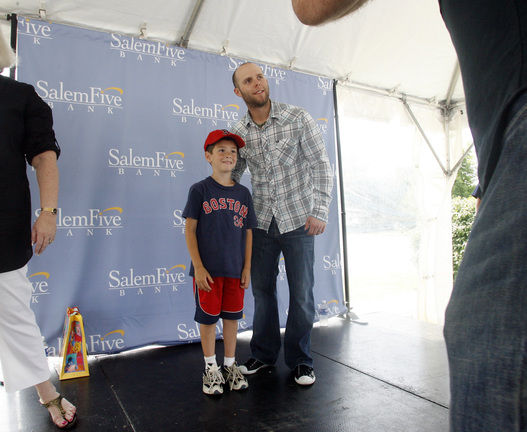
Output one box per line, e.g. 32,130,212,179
173,209,185,233
177,317,249,341
110,33,186,66
317,299,341,318
172,97,240,127
29,271,52,303
18,19,53,45
277,253,342,278
45,329,126,356
35,81,124,114
322,253,342,275
108,148,185,177
40,207,124,237
108,264,186,296
278,256,286,281
317,117,329,135
317,77,332,95
228,57,288,85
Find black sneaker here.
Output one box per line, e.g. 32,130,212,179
238,358,271,375
294,365,316,385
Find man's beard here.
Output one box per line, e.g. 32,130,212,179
241,89,270,109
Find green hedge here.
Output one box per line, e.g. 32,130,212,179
451,196,476,279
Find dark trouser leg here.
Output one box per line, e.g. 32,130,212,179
444,106,527,432
250,226,282,364
281,226,315,369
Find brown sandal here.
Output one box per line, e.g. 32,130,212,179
41,395,77,429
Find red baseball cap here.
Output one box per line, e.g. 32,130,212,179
204,129,245,151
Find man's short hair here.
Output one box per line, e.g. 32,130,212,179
232,69,238,88
232,62,253,88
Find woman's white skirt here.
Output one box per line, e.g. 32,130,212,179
0,266,50,393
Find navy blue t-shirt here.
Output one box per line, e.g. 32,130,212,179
182,176,257,278
439,0,527,193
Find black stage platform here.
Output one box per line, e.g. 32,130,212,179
0,313,449,431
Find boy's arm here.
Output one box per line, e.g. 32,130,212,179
240,229,253,289
185,217,213,292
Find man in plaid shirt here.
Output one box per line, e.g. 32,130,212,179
231,62,333,386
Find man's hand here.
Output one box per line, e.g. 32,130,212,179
194,266,214,292
32,212,57,255
305,216,327,236
292,0,369,25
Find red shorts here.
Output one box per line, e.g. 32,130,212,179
193,277,244,324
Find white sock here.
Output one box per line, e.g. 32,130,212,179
204,355,217,368
224,356,235,367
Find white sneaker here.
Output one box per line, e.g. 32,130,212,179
202,364,225,395
294,365,316,386
223,362,249,391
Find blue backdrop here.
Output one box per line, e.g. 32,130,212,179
17,18,345,355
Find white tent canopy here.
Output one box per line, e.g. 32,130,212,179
1,0,473,324
1,0,464,102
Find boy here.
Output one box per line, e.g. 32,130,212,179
183,129,257,395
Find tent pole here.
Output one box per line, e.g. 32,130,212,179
332,80,352,320
450,141,474,174
445,62,460,108
178,0,205,48
444,109,452,173
443,62,461,174
332,82,366,324
340,79,445,109
7,13,16,79
402,98,449,175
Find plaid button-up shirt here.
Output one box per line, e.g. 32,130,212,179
232,101,333,234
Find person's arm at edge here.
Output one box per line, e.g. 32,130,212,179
31,150,59,255
241,229,252,289
471,184,482,213
185,217,213,292
292,0,370,25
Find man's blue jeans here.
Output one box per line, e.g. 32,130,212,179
250,218,315,369
444,100,527,431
